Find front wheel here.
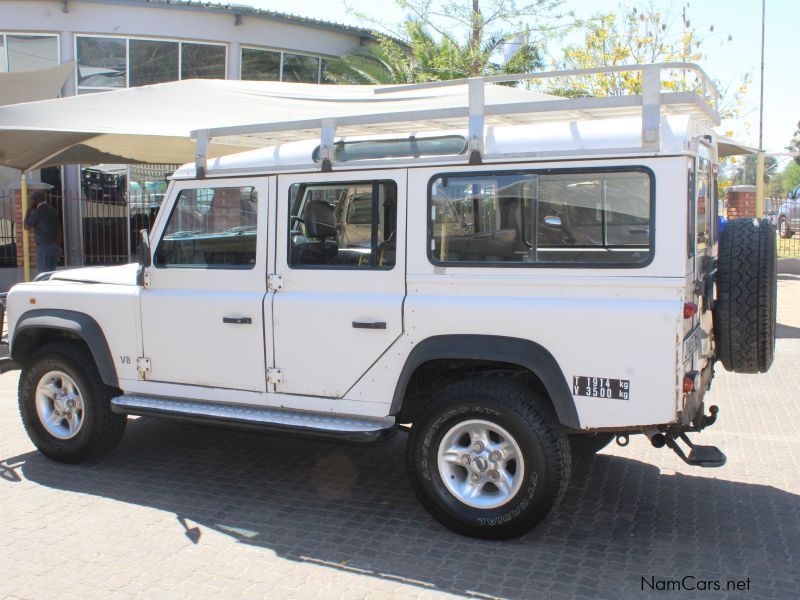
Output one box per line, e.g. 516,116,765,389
407,377,571,539
18,341,127,463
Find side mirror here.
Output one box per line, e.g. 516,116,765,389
139,229,152,268
543,215,562,228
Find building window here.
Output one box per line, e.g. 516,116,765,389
76,37,126,87
282,53,320,83
241,47,281,81
241,47,326,83
75,36,227,91
0,33,59,72
181,43,226,79
129,39,179,87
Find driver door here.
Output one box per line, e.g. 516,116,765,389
139,178,269,392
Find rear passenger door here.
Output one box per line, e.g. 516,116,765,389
271,170,406,398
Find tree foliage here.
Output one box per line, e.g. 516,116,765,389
326,0,566,84
552,2,748,120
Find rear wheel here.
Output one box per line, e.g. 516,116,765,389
407,377,571,539
715,218,777,373
19,340,126,463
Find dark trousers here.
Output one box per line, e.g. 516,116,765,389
36,242,59,274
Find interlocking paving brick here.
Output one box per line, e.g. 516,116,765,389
1,279,799,599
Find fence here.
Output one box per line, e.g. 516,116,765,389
765,197,800,258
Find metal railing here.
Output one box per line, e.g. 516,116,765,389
191,62,722,175
765,197,800,258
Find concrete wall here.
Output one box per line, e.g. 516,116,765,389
0,0,363,62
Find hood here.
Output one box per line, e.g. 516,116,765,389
49,263,140,286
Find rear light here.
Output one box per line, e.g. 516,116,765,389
683,371,700,394
683,302,698,319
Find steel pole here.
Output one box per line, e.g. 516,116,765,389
21,174,31,282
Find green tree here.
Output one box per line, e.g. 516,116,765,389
553,2,748,120
327,0,567,84
730,154,777,186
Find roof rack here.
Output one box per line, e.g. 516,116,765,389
190,62,721,175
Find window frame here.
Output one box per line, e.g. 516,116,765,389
154,184,259,271
287,179,398,271
239,44,331,84
0,32,61,73
426,166,656,269
74,34,227,93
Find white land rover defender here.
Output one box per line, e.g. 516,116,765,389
0,64,776,539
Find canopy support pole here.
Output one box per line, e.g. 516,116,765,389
21,174,31,282
756,152,765,219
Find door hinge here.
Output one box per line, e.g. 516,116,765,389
136,357,152,380
267,274,283,291
267,367,283,384
143,270,151,288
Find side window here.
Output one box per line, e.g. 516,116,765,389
429,170,652,266
155,186,258,269
288,181,397,269
696,158,712,252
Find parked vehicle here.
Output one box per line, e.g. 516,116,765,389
778,184,800,238
0,63,777,539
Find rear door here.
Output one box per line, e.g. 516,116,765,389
271,170,406,397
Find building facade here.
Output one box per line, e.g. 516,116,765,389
0,0,374,282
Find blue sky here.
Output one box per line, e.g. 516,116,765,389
241,0,797,163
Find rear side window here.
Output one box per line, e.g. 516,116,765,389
288,181,397,269
429,169,653,267
155,186,257,269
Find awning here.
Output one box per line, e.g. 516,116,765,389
0,78,557,172
0,62,75,108
717,136,761,157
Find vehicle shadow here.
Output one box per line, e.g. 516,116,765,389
4,417,800,599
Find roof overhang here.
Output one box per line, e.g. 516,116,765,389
717,136,761,157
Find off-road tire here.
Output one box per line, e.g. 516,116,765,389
19,340,126,463
407,377,571,540
569,432,614,458
715,218,777,373
778,217,793,239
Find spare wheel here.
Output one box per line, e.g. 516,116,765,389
714,218,777,373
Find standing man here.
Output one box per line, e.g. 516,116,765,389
24,192,60,274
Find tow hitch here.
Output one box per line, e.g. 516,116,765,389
646,405,726,468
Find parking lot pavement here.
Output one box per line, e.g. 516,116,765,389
1,282,799,600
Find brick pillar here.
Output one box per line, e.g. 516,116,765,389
13,189,37,270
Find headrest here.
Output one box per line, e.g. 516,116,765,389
303,200,337,239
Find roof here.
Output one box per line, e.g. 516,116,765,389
75,0,384,41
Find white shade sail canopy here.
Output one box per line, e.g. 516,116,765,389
0,78,558,172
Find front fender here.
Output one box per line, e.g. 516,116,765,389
11,309,118,387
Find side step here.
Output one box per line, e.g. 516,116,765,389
664,432,726,468
111,395,396,443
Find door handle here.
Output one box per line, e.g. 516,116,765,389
352,320,386,330
223,316,252,325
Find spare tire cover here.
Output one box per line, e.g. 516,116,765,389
714,218,777,373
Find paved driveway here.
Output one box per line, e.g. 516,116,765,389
1,278,799,599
